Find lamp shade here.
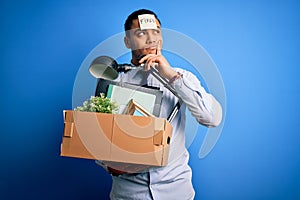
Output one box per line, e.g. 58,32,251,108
89,56,119,80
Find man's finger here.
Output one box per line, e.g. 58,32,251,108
139,54,154,64
156,40,162,55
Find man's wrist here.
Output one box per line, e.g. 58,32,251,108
169,72,182,84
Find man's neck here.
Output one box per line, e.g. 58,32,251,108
131,58,139,66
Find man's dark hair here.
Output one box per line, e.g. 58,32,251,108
124,9,161,31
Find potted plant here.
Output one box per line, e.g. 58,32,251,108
75,93,118,114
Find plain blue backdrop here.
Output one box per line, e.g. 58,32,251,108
1,0,300,199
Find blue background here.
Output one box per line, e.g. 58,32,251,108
1,0,300,199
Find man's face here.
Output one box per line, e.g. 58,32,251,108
125,18,162,62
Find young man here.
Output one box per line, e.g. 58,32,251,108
101,9,222,199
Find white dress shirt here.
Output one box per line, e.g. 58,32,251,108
101,67,222,200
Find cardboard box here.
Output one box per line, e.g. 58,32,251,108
61,110,172,167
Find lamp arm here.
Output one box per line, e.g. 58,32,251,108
149,67,181,100
149,67,183,123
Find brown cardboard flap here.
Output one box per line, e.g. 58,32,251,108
154,117,164,131
153,120,172,146
153,130,163,145
160,121,172,166
64,110,74,122
63,111,74,137
64,122,74,137
163,120,172,145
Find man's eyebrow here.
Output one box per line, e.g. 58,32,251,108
133,28,142,34
133,26,161,34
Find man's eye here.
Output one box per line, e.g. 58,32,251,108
137,32,146,37
154,30,161,34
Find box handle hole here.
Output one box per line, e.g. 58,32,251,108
167,136,171,144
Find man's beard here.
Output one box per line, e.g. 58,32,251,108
132,48,156,59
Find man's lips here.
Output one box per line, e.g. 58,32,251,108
145,45,157,50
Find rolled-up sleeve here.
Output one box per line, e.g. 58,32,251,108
172,69,222,127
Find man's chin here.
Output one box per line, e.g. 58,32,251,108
133,50,157,60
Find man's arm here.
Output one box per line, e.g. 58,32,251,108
139,42,222,127
172,69,222,127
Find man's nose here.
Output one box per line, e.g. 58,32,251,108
146,32,157,44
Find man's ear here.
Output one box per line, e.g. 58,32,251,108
124,36,131,49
